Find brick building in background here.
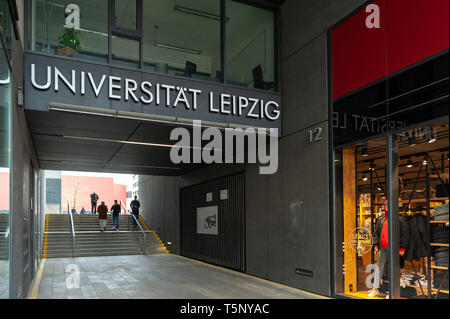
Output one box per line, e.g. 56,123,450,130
44,171,130,214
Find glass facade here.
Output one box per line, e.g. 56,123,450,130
28,0,109,63
333,49,449,299
336,121,449,299
143,0,221,81
26,0,276,90
226,0,274,89
0,0,11,299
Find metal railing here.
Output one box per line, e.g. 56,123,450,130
68,201,76,257
130,213,146,255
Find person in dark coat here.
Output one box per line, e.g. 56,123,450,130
90,192,99,214
97,201,108,232
111,200,121,231
130,195,141,229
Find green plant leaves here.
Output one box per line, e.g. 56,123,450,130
58,27,82,51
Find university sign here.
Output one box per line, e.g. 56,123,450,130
24,52,281,130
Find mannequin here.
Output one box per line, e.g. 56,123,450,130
368,202,410,297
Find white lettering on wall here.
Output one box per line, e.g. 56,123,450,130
29,64,281,121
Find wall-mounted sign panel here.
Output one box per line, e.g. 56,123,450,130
24,52,281,130
197,206,218,235
220,189,228,200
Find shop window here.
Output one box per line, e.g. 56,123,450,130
142,0,221,82
28,0,109,63
226,0,275,90
336,120,449,299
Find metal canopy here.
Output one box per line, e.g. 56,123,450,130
26,109,207,176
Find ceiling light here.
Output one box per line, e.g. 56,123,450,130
155,43,201,55
406,159,413,168
427,135,437,144
422,157,428,165
174,5,228,22
370,162,376,171
362,175,368,182
361,146,369,157
408,136,417,147
427,128,437,143
377,185,382,191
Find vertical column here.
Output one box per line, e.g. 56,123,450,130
387,134,400,299
342,148,357,293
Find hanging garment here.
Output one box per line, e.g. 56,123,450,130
373,214,410,251
404,214,429,262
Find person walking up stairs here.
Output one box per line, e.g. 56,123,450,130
97,201,108,232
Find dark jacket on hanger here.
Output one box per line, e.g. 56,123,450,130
373,215,410,251
404,214,429,261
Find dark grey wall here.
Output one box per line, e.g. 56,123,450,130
138,0,370,297
139,175,181,254
10,1,41,299
180,173,245,272
276,0,368,296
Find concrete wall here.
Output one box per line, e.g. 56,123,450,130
10,0,41,299
138,175,181,254
138,0,370,297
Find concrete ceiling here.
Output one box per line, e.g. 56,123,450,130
26,109,207,176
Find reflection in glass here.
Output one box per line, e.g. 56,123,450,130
114,0,137,31
142,0,221,82
28,0,108,63
111,36,140,69
226,0,274,89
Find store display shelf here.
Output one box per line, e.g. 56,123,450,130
430,173,449,179
430,220,449,225
431,265,448,270
430,243,449,247
405,283,450,295
399,198,448,204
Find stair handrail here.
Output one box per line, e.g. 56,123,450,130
68,200,76,257
130,213,146,255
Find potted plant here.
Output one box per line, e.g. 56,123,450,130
58,27,81,56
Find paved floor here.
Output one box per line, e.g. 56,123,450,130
0,261,8,299
36,254,323,299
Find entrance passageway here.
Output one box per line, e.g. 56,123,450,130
34,254,324,299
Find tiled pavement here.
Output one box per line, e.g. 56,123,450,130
36,254,323,299
0,261,8,299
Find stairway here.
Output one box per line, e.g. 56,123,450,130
43,214,167,258
0,213,9,260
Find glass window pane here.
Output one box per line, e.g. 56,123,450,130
114,0,137,31
111,36,140,69
0,3,11,297
226,0,275,90
394,120,449,300
28,0,108,63
0,0,12,61
142,0,221,83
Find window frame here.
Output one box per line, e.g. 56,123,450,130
24,0,279,91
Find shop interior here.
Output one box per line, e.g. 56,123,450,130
339,120,449,299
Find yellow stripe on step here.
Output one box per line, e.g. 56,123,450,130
42,214,49,259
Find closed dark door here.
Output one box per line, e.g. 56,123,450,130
181,173,245,272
